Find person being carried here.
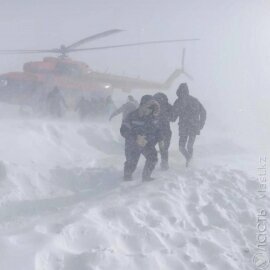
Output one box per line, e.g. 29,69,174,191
110,95,139,121
120,95,163,181
172,83,206,167
153,92,173,170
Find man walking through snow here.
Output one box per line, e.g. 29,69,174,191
172,83,206,167
120,95,163,181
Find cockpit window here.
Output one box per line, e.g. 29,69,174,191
56,63,81,76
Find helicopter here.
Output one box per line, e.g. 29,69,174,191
0,29,196,114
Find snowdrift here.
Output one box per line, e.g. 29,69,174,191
0,115,267,270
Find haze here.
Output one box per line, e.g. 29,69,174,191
0,0,269,150
0,2,269,269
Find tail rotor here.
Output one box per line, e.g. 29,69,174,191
180,48,193,80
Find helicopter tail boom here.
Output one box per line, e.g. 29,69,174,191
163,69,182,88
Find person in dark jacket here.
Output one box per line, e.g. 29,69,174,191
172,83,206,167
120,95,163,181
110,95,139,121
153,92,173,170
75,97,91,120
46,87,67,118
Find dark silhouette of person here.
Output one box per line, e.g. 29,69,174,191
172,83,206,167
153,92,173,170
46,87,67,118
110,95,139,121
75,97,91,120
120,95,162,181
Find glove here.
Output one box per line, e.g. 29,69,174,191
159,140,165,150
136,135,147,147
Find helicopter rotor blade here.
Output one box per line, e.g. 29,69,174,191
0,38,199,56
68,38,200,52
0,49,59,54
66,29,124,50
181,48,186,70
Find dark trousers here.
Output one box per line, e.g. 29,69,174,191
179,132,196,160
159,131,172,167
124,139,158,179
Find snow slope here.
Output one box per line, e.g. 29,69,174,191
0,112,267,270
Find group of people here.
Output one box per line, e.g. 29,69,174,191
45,87,116,119
110,83,207,181
76,95,116,120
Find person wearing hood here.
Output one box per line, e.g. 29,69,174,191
153,92,173,170
172,83,206,167
120,95,163,181
109,95,139,121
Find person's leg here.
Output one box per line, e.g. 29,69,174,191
124,140,140,180
142,145,158,180
179,133,189,160
187,134,196,159
160,131,172,170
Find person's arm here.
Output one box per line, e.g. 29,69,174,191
168,103,174,121
171,99,180,122
199,102,206,130
109,105,124,120
120,114,134,139
147,119,164,146
157,127,164,143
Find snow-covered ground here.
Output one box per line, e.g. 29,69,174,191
0,105,268,270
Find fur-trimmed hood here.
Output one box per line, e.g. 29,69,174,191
138,99,160,117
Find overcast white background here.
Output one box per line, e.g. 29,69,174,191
0,0,269,152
